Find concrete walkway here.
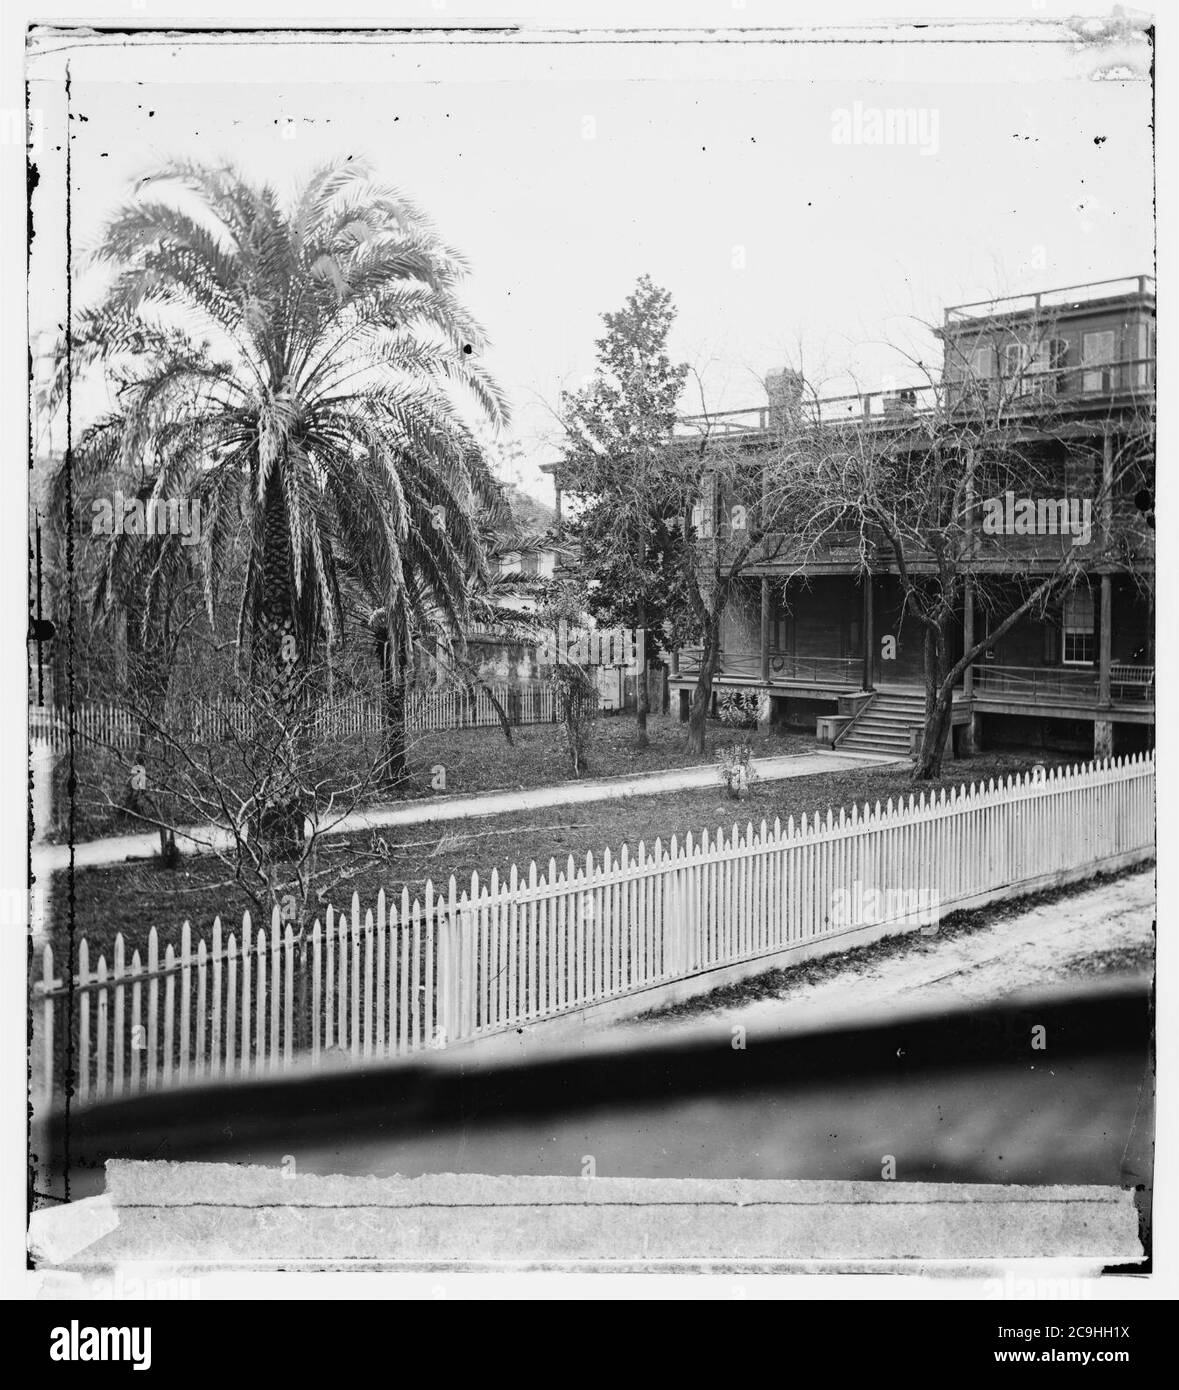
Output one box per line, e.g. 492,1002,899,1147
33,747,902,874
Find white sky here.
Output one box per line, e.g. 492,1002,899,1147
27,25,1155,502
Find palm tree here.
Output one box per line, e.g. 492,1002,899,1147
53,158,507,814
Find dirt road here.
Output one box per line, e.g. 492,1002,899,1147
624,867,1155,1037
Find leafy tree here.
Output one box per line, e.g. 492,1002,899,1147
558,275,690,746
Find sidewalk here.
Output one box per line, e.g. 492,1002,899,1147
33,746,902,874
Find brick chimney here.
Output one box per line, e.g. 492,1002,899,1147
765,368,805,431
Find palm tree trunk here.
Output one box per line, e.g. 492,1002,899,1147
477,680,515,745
123,606,179,862
382,671,408,783
253,484,304,857
372,617,410,788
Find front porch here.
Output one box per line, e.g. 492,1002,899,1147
668,571,1154,758
966,574,1154,753
670,574,873,705
670,648,865,704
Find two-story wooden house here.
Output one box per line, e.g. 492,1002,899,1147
553,275,1155,760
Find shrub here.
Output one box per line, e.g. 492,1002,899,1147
716,743,759,800
550,663,598,777
718,690,759,729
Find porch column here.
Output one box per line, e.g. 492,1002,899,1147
1095,571,1113,758
1101,431,1114,552
960,448,977,755
960,576,977,756
962,576,974,699
760,577,771,683
862,574,875,691
1095,436,1115,762
1098,573,1112,706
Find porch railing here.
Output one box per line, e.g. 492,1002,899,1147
675,649,862,686
973,663,1154,705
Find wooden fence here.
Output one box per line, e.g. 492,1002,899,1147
467,623,640,672
407,683,558,733
537,624,639,671
33,752,1154,1105
28,683,558,753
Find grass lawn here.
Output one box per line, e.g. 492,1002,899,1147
404,711,816,797
44,744,1074,963
44,710,814,844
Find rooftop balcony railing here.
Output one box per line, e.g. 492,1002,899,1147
677,358,1155,439
943,275,1156,325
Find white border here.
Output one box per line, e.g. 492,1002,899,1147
2,0,1171,1303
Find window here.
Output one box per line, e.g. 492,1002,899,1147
1047,337,1070,394
1062,587,1095,666
955,345,995,407
1027,336,1070,396
1081,330,1116,392
1001,342,1026,380
690,501,712,538
1002,341,1037,398
1025,336,1068,399
969,346,993,379
1134,321,1155,388
1063,630,1094,665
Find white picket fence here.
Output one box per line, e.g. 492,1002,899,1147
407,683,558,733
33,752,1154,1105
28,683,558,752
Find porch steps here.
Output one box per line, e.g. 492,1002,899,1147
837,686,926,758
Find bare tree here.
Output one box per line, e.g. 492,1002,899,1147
86,653,391,897
803,321,1154,778
671,372,827,755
